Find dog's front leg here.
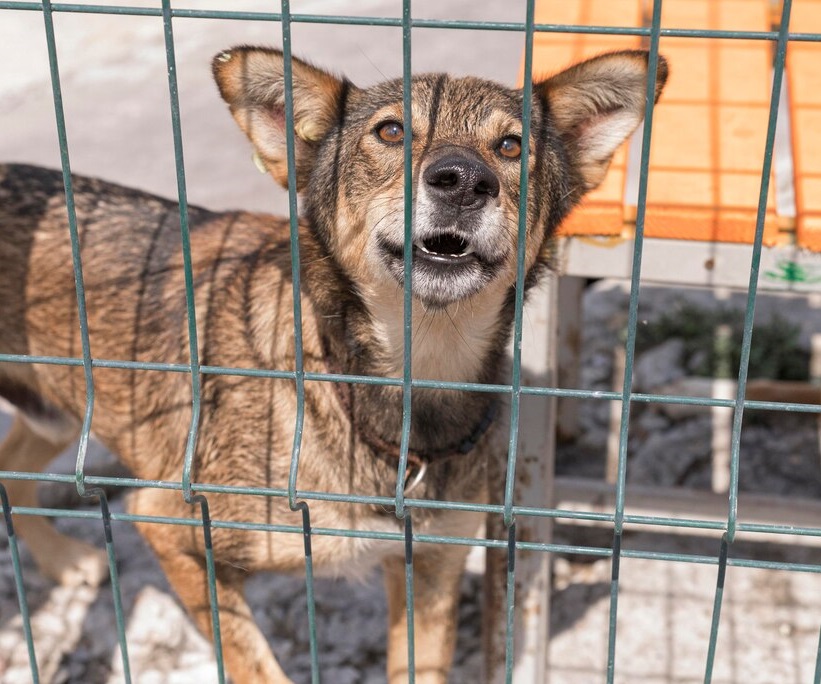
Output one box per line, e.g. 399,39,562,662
383,543,470,684
131,491,293,684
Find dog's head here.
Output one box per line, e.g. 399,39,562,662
213,47,667,309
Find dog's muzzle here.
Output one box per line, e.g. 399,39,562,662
375,148,507,307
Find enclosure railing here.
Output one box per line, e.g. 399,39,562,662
0,1,820,684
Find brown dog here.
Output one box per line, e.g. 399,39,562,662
0,47,666,683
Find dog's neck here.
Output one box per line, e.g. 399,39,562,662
301,231,511,385
360,282,509,384
304,242,509,457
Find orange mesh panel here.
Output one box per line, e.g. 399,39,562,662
524,0,643,238
644,0,780,244
526,0,783,245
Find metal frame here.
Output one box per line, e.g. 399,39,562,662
0,1,820,683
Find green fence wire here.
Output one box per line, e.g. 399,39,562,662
0,1,820,683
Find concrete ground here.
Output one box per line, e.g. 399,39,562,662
1,1,820,683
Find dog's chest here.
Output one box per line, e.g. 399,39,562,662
363,287,506,382
247,501,483,580
309,514,404,579
303,503,484,579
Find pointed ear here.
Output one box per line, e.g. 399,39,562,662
212,46,347,190
536,50,668,192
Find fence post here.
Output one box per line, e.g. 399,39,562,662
484,273,557,683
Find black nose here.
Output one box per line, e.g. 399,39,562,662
423,154,500,209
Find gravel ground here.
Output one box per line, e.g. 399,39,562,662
0,481,485,684
557,280,821,499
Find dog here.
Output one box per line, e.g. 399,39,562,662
0,47,666,683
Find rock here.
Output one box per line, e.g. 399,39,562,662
324,665,360,684
107,585,215,683
686,348,710,374
635,408,671,435
628,418,711,487
632,338,686,392
363,668,388,684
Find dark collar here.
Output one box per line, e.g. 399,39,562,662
321,334,499,491
349,390,498,495
355,397,499,464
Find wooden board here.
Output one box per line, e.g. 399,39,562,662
644,0,780,244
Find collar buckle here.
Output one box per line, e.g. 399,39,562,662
403,455,428,495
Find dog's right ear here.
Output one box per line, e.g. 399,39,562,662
213,47,346,190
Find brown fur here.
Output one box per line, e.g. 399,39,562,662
0,47,667,683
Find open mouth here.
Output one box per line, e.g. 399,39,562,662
413,233,476,263
377,231,501,307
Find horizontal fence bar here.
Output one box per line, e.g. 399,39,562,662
2,2,821,43
3,504,820,574
2,475,820,540
0,354,816,413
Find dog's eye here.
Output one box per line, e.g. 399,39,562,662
375,121,404,145
497,136,522,160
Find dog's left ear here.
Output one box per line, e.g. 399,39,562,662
536,50,668,192
213,46,347,190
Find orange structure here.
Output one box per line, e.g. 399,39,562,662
528,0,820,252
789,0,821,251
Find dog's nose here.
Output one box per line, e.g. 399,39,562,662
423,154,500,209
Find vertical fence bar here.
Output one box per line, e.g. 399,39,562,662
160,0,201,506
197,499,224,681
503,523,517,682
724,0,793,545
403,514,416,682
159,2,224,680
502,0,535,529
40,3,133,678
394,0,414,515
702,2,793,680
499,2,535,681
281,0,306,512
278,1,319,676
299,504,319,683
605,1,664,680
703,536,729,683
98,494,132,683
397,1,415,677
39,0,96,500
0,484,39,683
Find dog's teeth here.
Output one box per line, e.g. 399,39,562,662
462,245,475,255
216,51,233,63
414,240,431,254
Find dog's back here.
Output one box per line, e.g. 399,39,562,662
0,164,302,477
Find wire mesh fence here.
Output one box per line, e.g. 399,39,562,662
0,1,820,683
